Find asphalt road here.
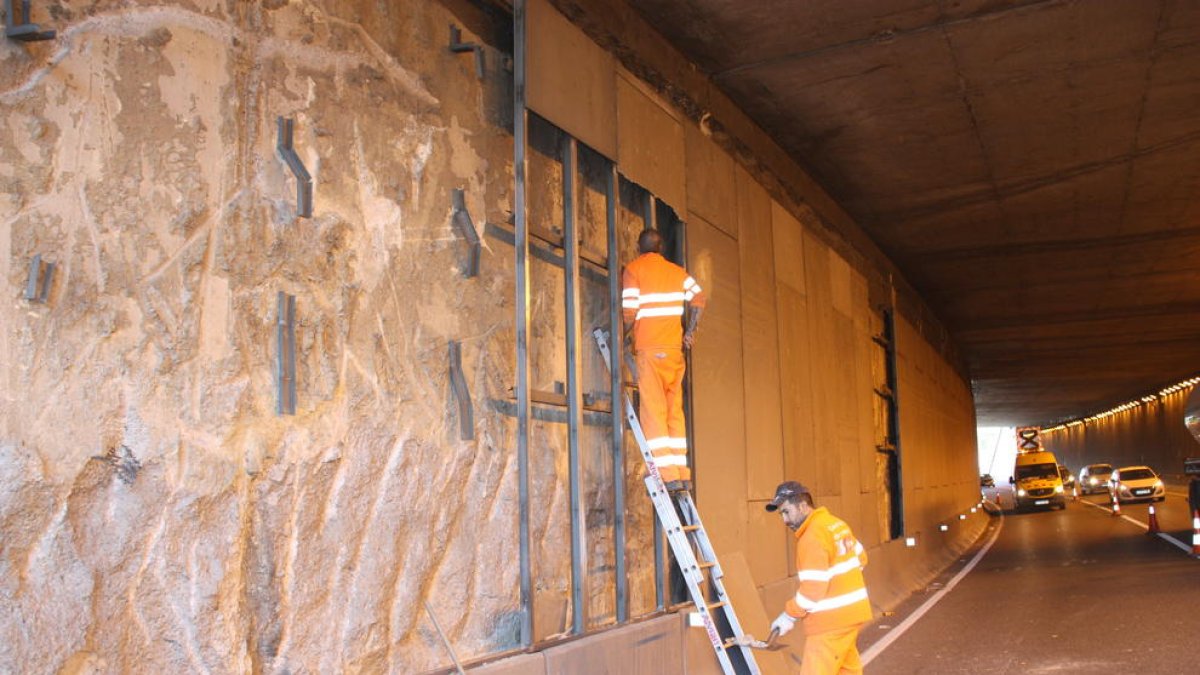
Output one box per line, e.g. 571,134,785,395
860,489,1200,674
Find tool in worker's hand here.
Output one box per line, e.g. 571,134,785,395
732,627,785,651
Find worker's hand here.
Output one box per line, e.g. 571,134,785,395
770,611,796,638
682,331,696,349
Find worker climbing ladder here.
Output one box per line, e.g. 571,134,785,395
593,328,761,675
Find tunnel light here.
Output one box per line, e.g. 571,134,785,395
939,524,949,532
905,537,917,547
961,513,969,519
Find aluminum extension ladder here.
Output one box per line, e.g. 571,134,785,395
594,328,761,675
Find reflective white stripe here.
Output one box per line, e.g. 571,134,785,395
654,455,688,467
639,292,686,303
622,300,639,309
803,587,869,614
684,290,695,301
622,288,640,298
796,557,862,582
647,437,672,450
854,542,864,555
667,437,688,449
636,306,685,319
684,277,698,291
793,591,818,611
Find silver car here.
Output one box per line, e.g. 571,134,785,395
1109,466,1165,503
1078,463,1113,495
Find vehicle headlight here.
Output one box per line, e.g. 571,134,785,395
1089,478,1097,485
1017,488,1026,497
1054,485,1064,493
1119,483,1127,491
1155,480,1163,488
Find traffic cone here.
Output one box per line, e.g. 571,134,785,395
1071,485,1079,502
1192,510,1200,557
1111,495,1121,517
1147,504,1160,534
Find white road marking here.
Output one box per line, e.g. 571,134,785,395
1076,497,1195,554
860,516,1004,666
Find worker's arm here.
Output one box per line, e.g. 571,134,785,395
682,307,703,349
682,275,706,348
786,530,832,619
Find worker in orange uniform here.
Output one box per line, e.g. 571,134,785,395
621,229,705,488
766,481,872,675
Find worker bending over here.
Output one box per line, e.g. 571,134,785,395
621,229,705,488
766,481,872,675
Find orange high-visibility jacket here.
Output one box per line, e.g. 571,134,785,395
621,252,707,350
786,506,872,635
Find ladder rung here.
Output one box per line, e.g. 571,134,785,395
682,524,700,533
706,600,727,612
698,561,715,570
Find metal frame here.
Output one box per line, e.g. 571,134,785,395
562,137,587,633
606,162,628,623
24,254,54,303
276,292,297,416
451,189,482,278
448,341,475,441
276,117,313,218
513,0,534,647
876,307,904,538
449,24,486,79
4,0,55,41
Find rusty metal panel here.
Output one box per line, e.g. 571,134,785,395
543,613,682,674
772,201,805,293
737,168,784,501
528,0,617,159
617,71,687,214
745,503,788,589
776,284,815,486
685,124,737,237
688,214,747,559
803,232,842,496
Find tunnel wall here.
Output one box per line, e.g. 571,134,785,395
1041,387,1200,480
1,0,980,672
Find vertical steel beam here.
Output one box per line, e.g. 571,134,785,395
563,138,587,634
607,164,628,623
513,0,534,647
884,305,905,538
642,193,665,611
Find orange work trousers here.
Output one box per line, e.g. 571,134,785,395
636,348,689,482
799,625,863,675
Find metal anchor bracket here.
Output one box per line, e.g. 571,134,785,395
451,188,482,278
448,340,474,440
448,24,485,79
276,117,313,218
4,0,55,42
24,254,54,303
276,292,297,416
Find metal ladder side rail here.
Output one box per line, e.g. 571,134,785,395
594,328,760,675
676,492,756,655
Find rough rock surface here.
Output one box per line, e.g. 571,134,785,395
0,1,546,671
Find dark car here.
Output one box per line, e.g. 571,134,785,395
1057,464,1075,489
980,474,995,488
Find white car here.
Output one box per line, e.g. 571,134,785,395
1108,466,1165,503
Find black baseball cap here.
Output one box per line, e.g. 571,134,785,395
765,480,809,512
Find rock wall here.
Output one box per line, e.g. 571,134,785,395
1,1,529,671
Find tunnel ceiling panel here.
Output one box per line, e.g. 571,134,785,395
631,0,1200,425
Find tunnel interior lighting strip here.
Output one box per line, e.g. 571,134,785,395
1040,375,1200,433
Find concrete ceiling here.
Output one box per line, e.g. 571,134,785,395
631,0,1200,426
